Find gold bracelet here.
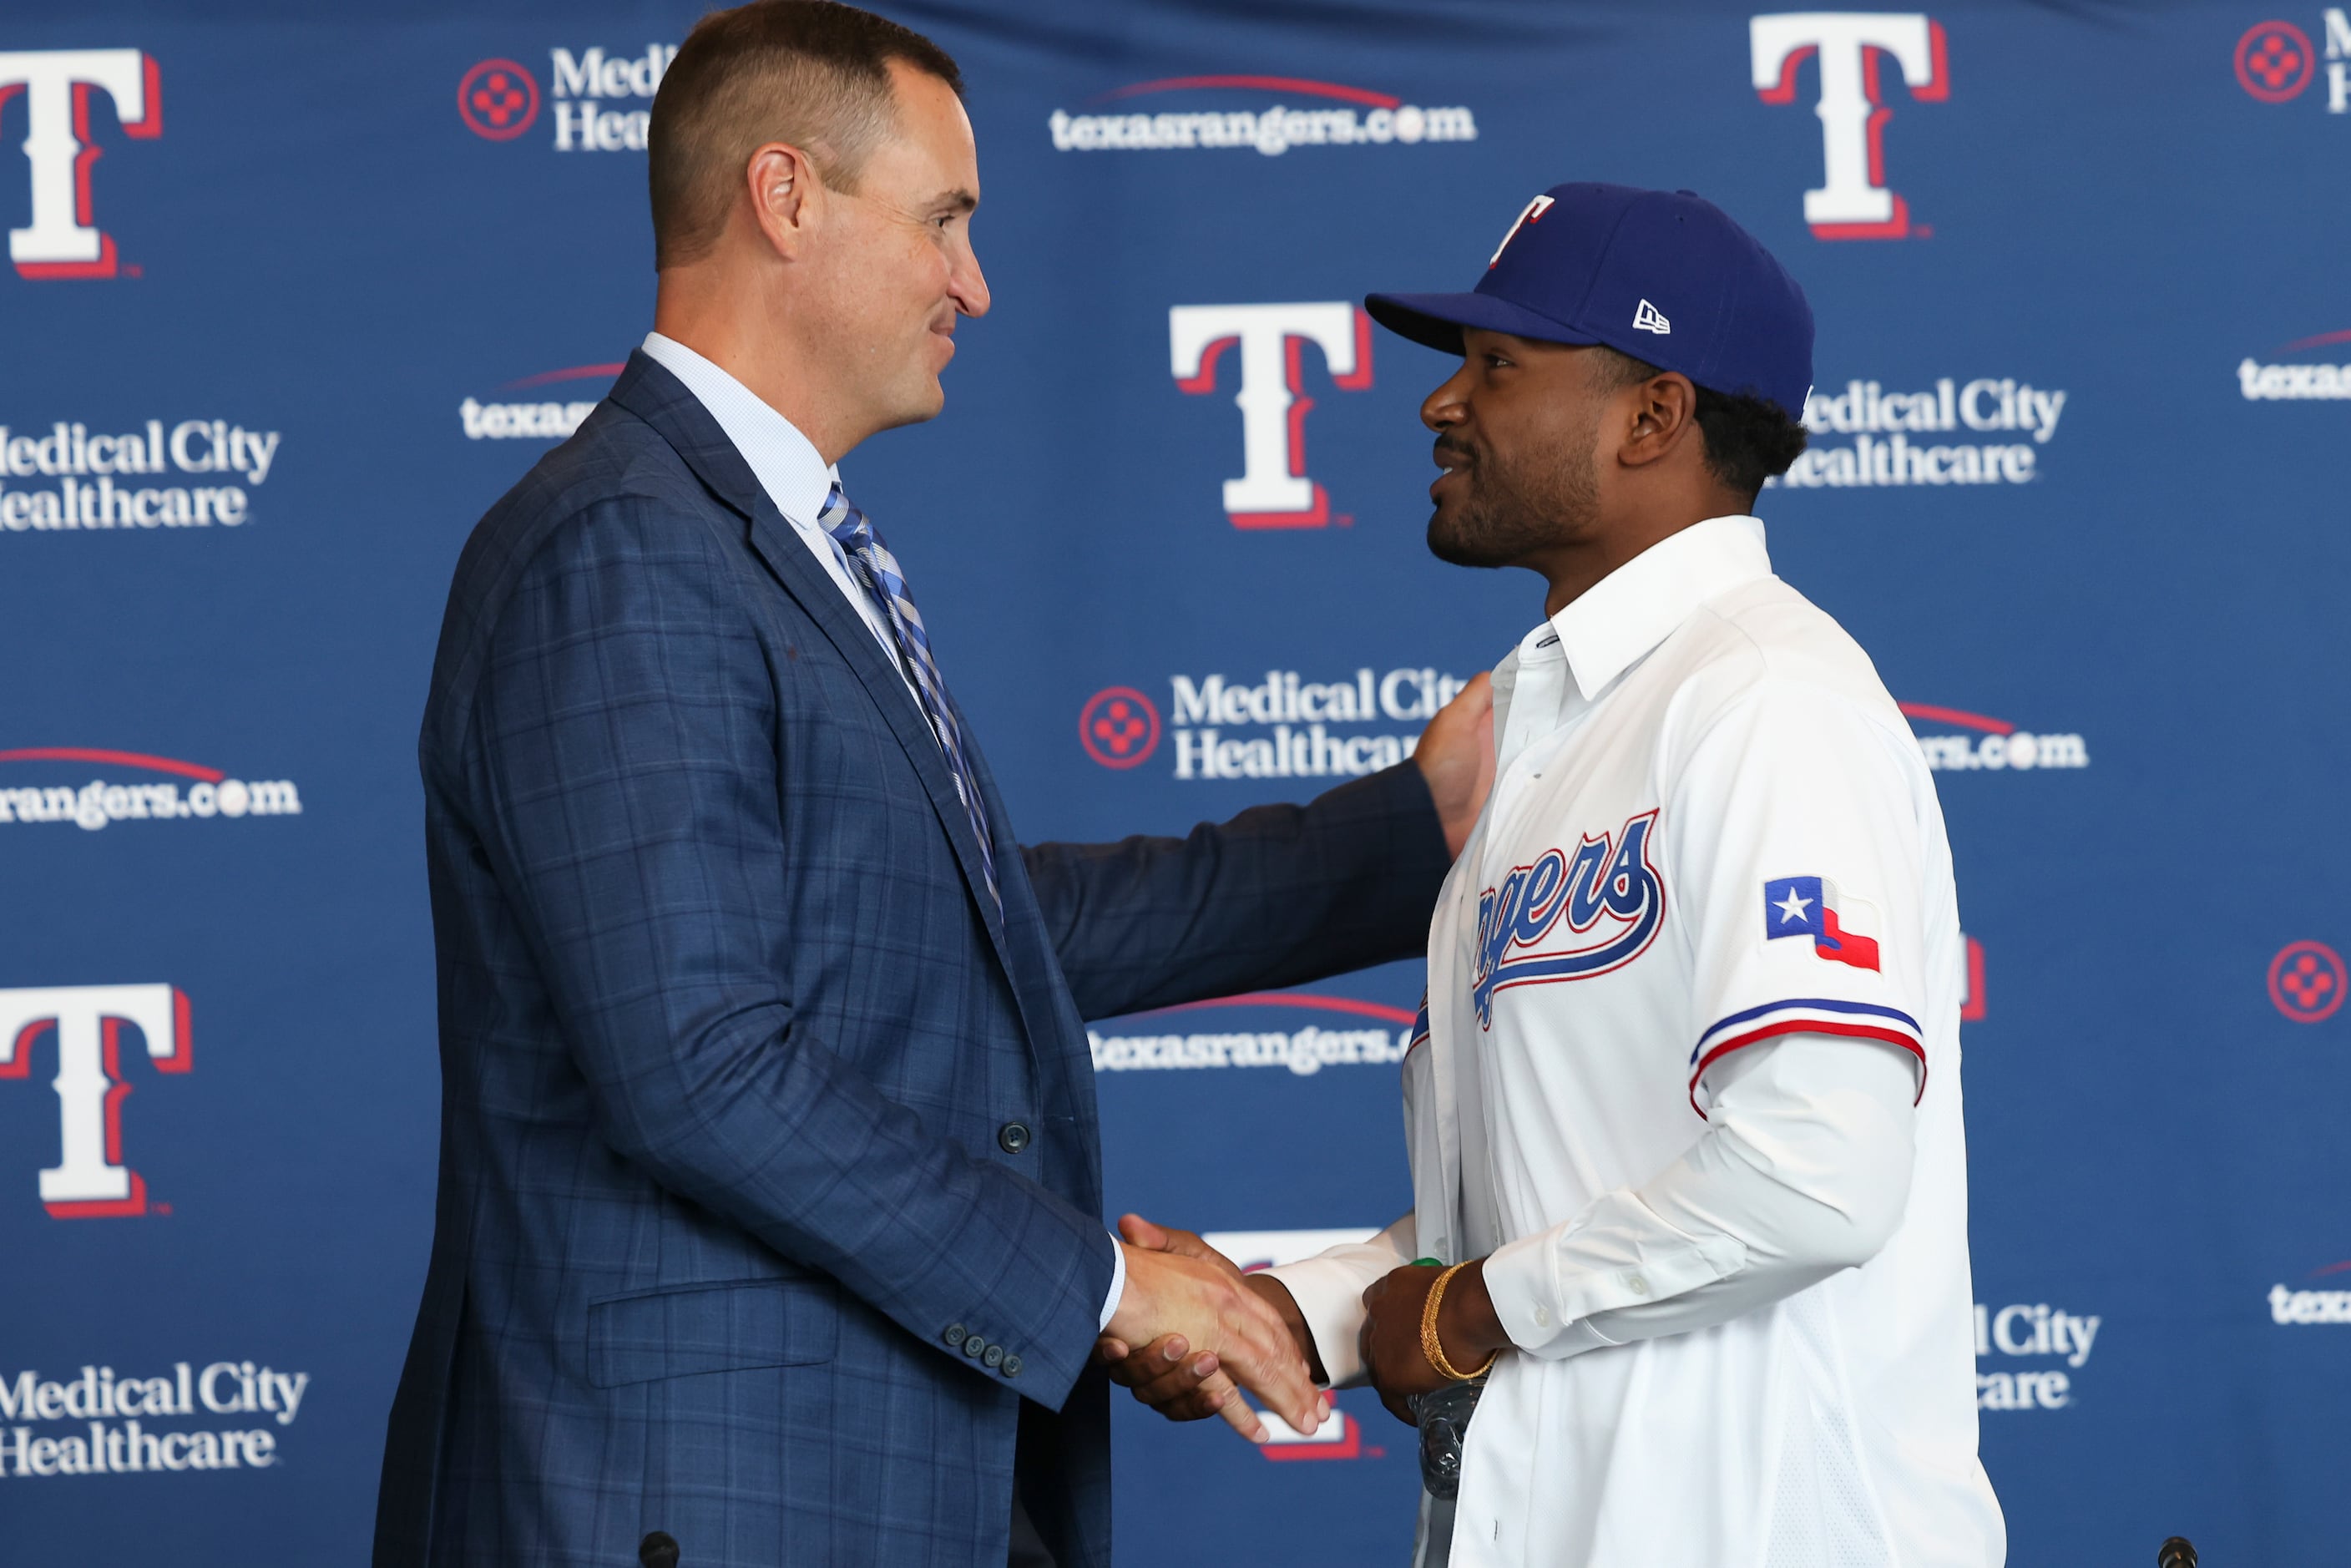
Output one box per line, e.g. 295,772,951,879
1420,1262,1501,1382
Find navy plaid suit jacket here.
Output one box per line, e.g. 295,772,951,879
373,352,1450,1568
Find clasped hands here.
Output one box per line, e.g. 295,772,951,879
1096,1214,1510,1438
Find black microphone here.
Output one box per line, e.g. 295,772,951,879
2156,1537,2196,1568
639,1530,680,1568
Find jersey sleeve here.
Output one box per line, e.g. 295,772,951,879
1666,677,1932,1115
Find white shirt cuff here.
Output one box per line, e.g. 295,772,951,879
1099,1233,1127,1333
1481,1232,1615,1360
1260,1256,1378,1388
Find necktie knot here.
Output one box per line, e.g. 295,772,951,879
822,483,873,554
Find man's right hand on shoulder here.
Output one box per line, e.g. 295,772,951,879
1095,1214,1327,1443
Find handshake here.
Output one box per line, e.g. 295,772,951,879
1094,1214,1510,1440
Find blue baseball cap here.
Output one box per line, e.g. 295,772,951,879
1367,183,1814,416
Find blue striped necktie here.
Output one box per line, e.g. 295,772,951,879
820,483,1000,911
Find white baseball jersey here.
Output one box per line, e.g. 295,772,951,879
1269,516,2000,1567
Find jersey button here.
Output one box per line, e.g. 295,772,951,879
1626,1272,1651,1297
998,1121,1032,1154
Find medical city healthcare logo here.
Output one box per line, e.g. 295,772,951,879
1974,1299,2101,1410
2233,13,2351,109
0,1355,312,1477
1049,74,1475,156
0,748,301,829
1772,373,2069,487
0,983,189,1218
1078,688,1160,769
1750,13,1947,240
459,362,622,441
458,46,677,151
1170,303,1373,528
1080,666,1473,781
1900,702,2089,773
457,58,539,139
0,48,160,279
0,418,283,535
2268,940,2345,1023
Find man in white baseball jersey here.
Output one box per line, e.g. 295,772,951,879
1102,185,2004,1566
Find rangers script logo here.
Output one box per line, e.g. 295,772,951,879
1472,810,1664,1027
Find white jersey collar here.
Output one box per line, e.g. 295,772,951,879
1489,516,1772,772
1550,514,1772,701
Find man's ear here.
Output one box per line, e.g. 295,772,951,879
1617,372,1699,470
744,142,826,260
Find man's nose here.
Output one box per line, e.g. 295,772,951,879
952,241,991,319
1421,368,1471,432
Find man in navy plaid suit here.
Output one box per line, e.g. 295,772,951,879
373,6,1494,1565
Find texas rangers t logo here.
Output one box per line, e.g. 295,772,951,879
1763,875,1881,970
1472,809,1664,1028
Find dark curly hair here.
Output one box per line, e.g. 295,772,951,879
1597,349,1808,500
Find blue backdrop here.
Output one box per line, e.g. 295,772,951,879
4,1,2348,1562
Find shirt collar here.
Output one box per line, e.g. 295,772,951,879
1546,515,1773,701
640,331,839,526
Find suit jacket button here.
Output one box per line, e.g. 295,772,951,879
998,1121,1032,1154
964,1335,987,1358
943,1323,968,1348
983,1343,1005,1368
1002,1354,1022,1378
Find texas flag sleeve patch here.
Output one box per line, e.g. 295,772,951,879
1762,875,1881,972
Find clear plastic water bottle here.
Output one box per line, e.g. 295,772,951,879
1408,1373,1487,1501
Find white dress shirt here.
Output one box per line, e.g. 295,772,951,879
640,333,908,685
640,333,1127,1332
1264,517,2001,1566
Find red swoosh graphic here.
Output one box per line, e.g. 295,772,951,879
0,747,224,782
1135,992,1418,1025
2311,1260,2351,1277
1090,75,1401,109
2278,329,2351,354
1898,702,2014,736
499,363,627,392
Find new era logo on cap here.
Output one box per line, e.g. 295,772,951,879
1366,183,1815,415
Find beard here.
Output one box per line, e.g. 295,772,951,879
1425,424,1600,569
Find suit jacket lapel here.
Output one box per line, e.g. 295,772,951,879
609,353,1016,964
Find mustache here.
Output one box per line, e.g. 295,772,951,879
1433,434,1479,465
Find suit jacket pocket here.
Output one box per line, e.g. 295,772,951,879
588,1276,839,1388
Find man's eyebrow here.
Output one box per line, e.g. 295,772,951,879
929,187,978,215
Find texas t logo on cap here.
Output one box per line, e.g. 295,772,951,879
1368,182,1814,416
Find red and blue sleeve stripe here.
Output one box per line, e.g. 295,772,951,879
1686,996,1926,1115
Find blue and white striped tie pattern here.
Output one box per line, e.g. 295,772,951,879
821,483,1000,910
